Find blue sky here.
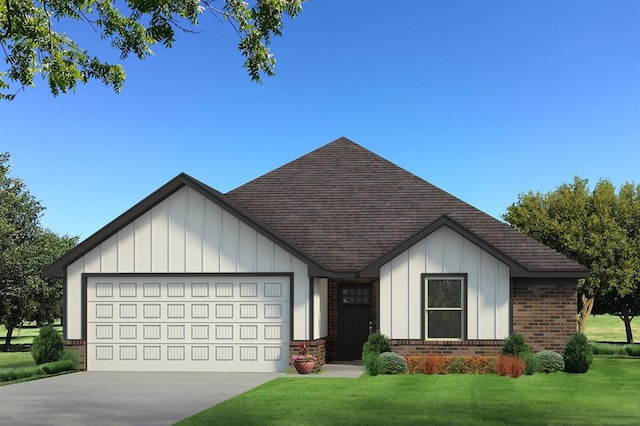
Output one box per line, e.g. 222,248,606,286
2,0,639,240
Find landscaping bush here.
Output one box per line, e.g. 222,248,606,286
449,356,466,374
589,342,625,356
523,352,539,375
379,352,407,374
0,369,17,382
404,356,424,374
421,356,450,375
363,353,383,376
362,332,392,358
61,349,80,369
41,359,76,375
624,345,640,357
31,325,64,365
463,356,495,374
495,355,525,378
502,333,530,358
537,351,564,373
564,333,593,373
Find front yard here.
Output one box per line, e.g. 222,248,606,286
178,358,640,425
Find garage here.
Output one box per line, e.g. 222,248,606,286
86,275,290,372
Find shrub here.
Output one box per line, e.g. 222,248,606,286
421,356,450,375
537,351,564,373
589,342,625,356
502,333,530,358
41,359,76,375
495,356,525,378
463,356,495,374
31,325,64,365
625,345,640,357
379,352,407,374
362,332,392,358
363,353,383,376
564,333,593,373
0,369,17,382
404,356,424,374
61,349,80,368
523,352,539,375
449,356,466,374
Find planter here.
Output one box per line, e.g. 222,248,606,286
293,360,315,374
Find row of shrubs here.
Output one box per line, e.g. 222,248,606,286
0,354,78,383
361,331,593,377
1,325,78,384
589,342,640,357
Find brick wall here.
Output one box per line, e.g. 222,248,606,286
391,339,504,357
64,339,86,371
512,279,577,353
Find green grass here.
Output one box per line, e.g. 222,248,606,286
586,314,639,343
0,351,35,370
178,358,640,425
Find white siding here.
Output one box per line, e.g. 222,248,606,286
65,187,310,341
379,225,510,340
313,278,328,339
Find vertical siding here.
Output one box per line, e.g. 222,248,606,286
380,225,510,340
64,187,310,341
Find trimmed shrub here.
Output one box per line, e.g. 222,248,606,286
31,325,64,365
537,351,564,373
625,345,640,357
404,356,424,374
589,342,625,356
0,369,17,382
502,333,531,358
564,333,593,373
363,353,383,376
41,359,76,375
523,352,539,375
379,352,407,374
421,356,450,375
362,332,392,358
449,356,466,374
495,355,525,378
463,356,495,374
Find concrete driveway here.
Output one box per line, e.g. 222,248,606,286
0,371,282,425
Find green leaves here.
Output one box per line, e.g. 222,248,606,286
503,177,640,307
0,0,304,99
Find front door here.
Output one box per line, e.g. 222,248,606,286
338,284,373,360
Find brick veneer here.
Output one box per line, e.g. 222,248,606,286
64,339,87,371
391,339,504,357
512,279,577,353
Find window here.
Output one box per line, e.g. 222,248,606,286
424,276,465,339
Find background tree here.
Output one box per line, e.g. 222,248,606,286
503,177,640,335
0,153,77,350
0,0,304,100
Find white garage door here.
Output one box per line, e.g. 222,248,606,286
86,275,290,372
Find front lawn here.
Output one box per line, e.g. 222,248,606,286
178,358,640,425
0,351,35,370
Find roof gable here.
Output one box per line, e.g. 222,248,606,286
43,173,326,277
227,137,589,276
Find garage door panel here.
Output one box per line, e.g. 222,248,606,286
86,276,290,372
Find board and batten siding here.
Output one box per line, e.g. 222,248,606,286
65,186,309,340
379,226,510,340
313,278,329,339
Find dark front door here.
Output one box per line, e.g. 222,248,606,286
338,284,373,360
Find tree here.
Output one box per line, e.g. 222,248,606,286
593,289,640,344
503,177,640,336
0,0,304,100
0,153,77,350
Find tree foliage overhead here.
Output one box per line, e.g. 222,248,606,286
0,152,77,350
503,177,640,338
0,0,304,100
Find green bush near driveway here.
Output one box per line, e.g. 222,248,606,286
177,358,640,425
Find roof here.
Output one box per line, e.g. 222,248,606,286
44,137,589,279
227,137,589,277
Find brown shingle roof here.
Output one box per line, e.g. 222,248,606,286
227,137,588,276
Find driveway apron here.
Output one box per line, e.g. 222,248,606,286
0,371,281,425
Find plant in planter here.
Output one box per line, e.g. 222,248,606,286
290,343,318,374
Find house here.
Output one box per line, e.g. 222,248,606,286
43,138,589,372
